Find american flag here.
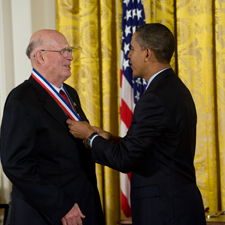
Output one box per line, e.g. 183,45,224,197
120,0,146,218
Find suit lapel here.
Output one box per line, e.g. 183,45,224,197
44,96,68,129
28,76,68,130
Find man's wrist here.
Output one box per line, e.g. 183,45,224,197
86,132,98,146
83,132,99,148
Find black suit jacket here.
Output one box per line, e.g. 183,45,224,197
91,68,206,225
0,76,104,225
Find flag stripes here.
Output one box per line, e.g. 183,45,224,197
119,0,146,217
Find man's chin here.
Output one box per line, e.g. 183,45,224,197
62,73,71,82
65,72,71,78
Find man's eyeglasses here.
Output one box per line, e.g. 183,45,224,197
39,46,82,57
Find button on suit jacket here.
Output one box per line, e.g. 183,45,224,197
91,68,206,225
1,76,104,225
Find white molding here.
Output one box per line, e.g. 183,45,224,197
11,0,33,86
0,0,14,203
0,0,14,120
0,0,6,120
10,0,56,87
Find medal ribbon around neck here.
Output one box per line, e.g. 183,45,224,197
31,68,81,121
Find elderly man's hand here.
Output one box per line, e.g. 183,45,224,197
61,203,85,225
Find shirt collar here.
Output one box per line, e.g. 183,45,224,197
52,84,63,93
145,67,170,91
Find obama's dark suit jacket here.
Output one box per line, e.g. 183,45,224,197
0,75,104,225
91,68,206,225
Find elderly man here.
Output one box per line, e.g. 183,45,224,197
0,29,104,225
67,23,206,225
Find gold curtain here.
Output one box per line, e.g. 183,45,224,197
56,1,122,225
56,0,225,224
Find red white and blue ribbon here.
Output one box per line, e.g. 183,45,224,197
31,68,81,121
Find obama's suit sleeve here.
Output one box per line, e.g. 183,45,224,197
91,92,167,173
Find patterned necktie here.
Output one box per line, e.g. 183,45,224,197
59,90,74,109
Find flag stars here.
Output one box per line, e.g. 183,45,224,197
123,59,130,71
135,91,140,101
125,10,132,21
122,31,125,40
132,9,137,19
137,9,142,20
123,0,130,7
125,25,132,37
136,78,142,87
121,1,146,109
124,42,130,55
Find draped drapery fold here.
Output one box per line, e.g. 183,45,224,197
175,0,218,210
56,1,122,224
56,0,225,224
215,0,225,210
